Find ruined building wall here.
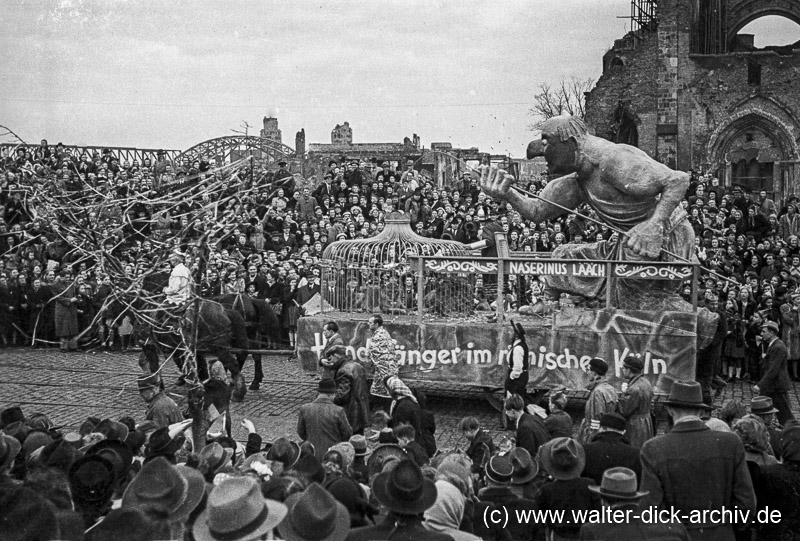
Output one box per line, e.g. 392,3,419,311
585,0,800,199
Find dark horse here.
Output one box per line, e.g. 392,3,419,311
133,273,274,402
214,293,282,390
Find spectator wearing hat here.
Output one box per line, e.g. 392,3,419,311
474,455,539,541
581,467,690,540
122,456,205,539
144,425,184,463
298,378,353,462
616,354,653,449
198,441,234,482
581,412,641,485
266,437,301,470
508,447,539,501
504,393,549,459
348,435,369,484
326,475,378,528
754,320,794,425
640,380,756,541
194,476,287,541
137,373,182,429
274,160,295,197
459,416,495,477
278,482,351,541
536,437,600,541
750,395,783,453
347,459,451,541
578,357,618,444
69,454,117,529
752,423,800,540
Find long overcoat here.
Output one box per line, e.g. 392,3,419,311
639,420,757,541
617,374,653,449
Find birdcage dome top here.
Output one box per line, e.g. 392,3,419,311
322,211,469,266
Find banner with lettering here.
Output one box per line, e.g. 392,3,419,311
297,309,698,390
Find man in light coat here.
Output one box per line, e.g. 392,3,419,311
578,357,618,444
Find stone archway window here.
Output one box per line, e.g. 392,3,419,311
611,101,639,147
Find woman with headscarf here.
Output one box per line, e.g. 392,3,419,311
385,375,422,440
423,479,481,541
732,414,779,469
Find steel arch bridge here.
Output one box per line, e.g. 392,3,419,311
176,135,296,165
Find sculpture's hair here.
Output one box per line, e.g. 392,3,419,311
541,115,589,143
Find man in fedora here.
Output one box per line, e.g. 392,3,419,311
194,476,287,541
137,373,182,429
279,483,351,541
347,459,451,541
617,354,653,449
640,380,756,540
581,467,690,540
581,412,641,485
537,437,600,540
578,357,618,444
473,455,540,541
754,320,794,425
298,378,353,461
122,456,205,538
750,395,783,453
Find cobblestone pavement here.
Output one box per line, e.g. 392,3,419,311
1,346,799,450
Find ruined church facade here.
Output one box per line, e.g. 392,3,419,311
584,0,800,201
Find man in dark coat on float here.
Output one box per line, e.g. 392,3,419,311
640,381,756,541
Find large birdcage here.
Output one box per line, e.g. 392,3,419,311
322,211,469,265
319,212,472,317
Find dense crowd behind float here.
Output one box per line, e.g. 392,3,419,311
1,139,800,540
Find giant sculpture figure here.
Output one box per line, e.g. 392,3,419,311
480,116,694,305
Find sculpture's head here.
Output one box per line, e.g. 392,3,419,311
527,115,588,175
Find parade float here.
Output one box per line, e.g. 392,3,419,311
297,211,712,399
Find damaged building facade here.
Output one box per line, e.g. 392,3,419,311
584,0,800,201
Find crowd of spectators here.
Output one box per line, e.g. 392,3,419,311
1,140,799,380
1,139,800,539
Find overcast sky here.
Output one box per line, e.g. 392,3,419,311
1,1,798,157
